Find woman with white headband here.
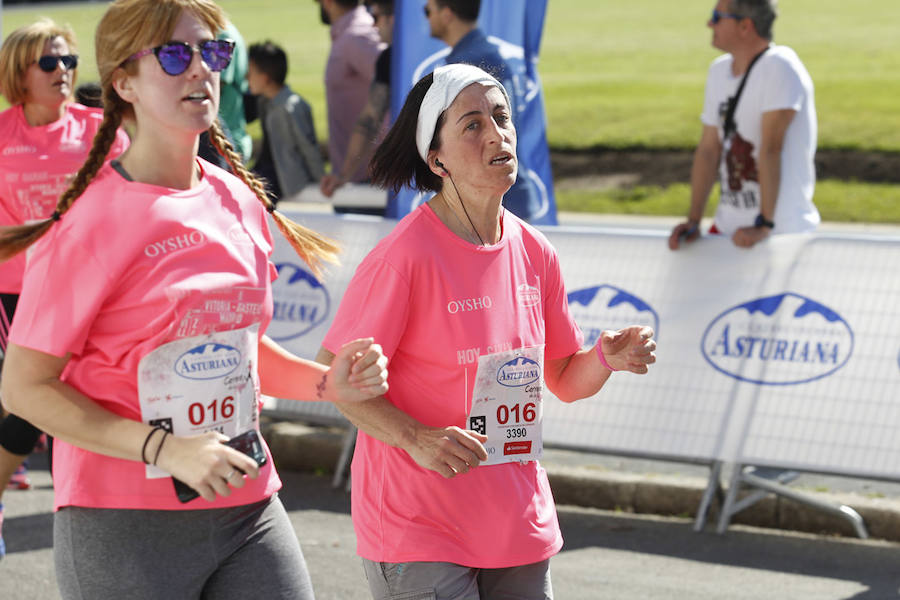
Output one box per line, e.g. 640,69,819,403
318,64,657,599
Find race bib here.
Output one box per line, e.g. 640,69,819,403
138,324,260,478
468,346,544,466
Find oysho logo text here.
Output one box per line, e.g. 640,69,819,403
145,231,206,258
447,296,493,314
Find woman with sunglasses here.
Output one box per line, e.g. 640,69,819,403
0,1,388,597
0,18,130,559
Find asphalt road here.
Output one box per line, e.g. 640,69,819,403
3,454,900,600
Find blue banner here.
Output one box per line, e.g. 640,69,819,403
388,0,556,225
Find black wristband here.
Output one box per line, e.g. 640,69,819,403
141,426,163,464
754,214,775,229
152,431,170,466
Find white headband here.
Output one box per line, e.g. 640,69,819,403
415,63,510,163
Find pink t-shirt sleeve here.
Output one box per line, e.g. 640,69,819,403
12,226,113,357
322,256,410,359
541,244,584,359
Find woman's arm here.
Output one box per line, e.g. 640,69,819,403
0,343,260,501
258,335,388,403
315,347,487,478
544,326,656,403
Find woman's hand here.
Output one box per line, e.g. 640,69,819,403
323,338,389,403
154,431,261,503
405,425,489,479
599,326,657,374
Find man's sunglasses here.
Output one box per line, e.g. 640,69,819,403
126,39,234,76
710,9,744,24
36,54,78,72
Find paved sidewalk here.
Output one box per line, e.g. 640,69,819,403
264,421,900,542
5,455,900,600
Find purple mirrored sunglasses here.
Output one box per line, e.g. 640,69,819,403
127,39,234,76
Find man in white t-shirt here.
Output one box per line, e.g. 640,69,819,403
669,0,818,250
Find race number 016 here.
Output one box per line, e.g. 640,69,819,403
496,402,536,425
188,396,235,425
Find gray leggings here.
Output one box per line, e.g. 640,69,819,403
362,558,553,600
54,494,314,600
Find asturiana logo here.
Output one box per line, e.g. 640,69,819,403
175,343,241,380
496,356,540,388
567,284,659,346
702,292,854,386
269,263,330,342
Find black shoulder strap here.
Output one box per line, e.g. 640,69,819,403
723,47,769,139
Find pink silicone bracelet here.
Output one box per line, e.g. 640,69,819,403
595,340,618,372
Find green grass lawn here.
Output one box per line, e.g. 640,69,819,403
556,181,900,224
4,0,900,151
2,0,898,222
542,0,900,152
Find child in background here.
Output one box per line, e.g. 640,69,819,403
247,41,323,203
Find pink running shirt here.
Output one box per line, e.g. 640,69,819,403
323,204,584,568
0,102,129,293
10,160,281,511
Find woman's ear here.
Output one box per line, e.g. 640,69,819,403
426,151,446,177
111,67,135,104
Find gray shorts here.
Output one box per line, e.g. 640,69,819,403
362,558,553,600
54,494,314,600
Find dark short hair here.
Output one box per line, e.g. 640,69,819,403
248,41,288,86
435,0,480,23
368,0,393,16
75,82,103,108
729,0,777,40
370,73,444,193
334,0,361,8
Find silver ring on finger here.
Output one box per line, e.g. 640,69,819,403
225,470,236,481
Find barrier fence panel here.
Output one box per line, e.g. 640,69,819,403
539,227,812,465
264,211,900,495
730,235,900,479
263,213,395,424
539,227,724,463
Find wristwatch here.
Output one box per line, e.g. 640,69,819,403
754,214,775,229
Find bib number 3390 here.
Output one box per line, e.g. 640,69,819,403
468,345,544,466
